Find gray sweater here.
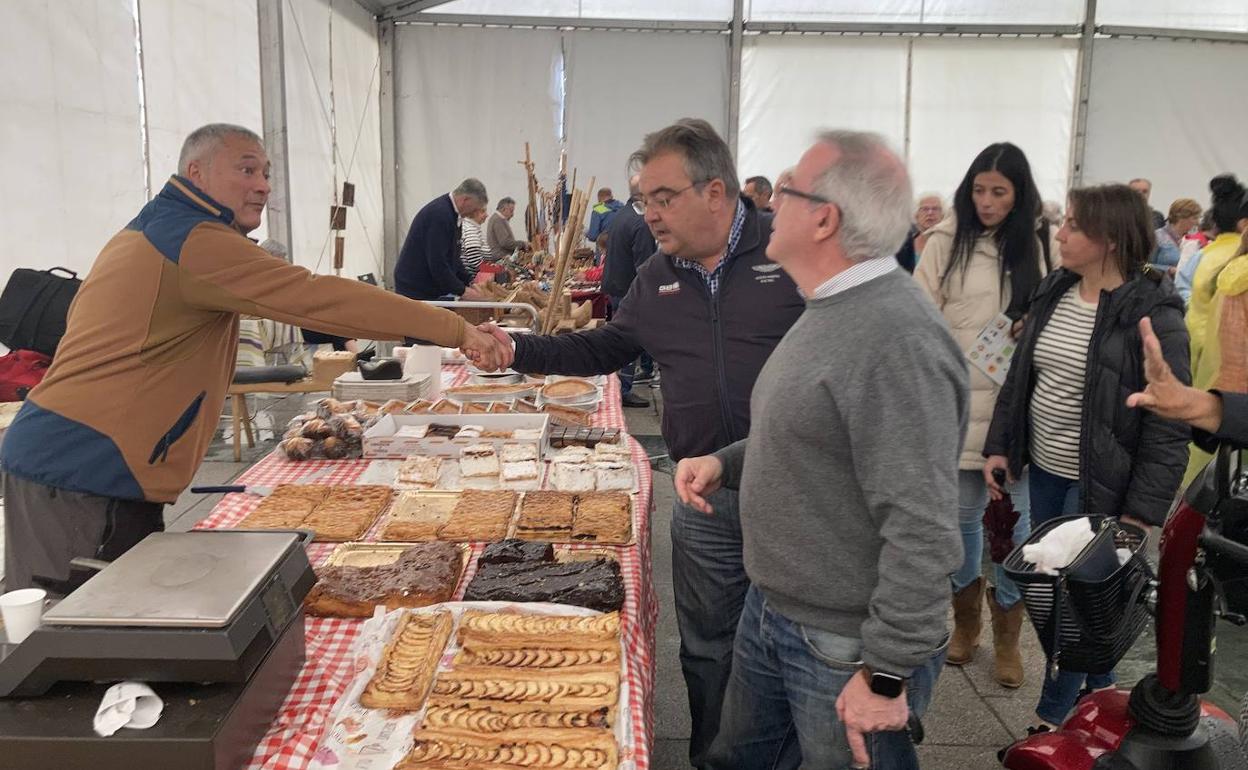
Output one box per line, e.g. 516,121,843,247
714,268,969,676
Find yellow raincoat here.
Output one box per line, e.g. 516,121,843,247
1185,251,1248,483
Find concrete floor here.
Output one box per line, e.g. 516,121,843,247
164,381,1248,769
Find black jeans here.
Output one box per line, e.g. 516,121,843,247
3,474,165,593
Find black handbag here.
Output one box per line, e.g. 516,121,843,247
0,267,82,357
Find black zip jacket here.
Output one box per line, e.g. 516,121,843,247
600,198,655,300
983,267,1191,525
513,204,804,461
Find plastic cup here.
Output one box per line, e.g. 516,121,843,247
0,588,47,644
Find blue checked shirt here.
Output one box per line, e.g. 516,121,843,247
670,200,748,296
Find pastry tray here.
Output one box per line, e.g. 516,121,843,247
338,489,637,547
442,383,538,403
322,541,470,571
355,457,637,494
508,491,636,546
311,603,630,769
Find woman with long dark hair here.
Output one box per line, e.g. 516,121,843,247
915,142,1054,689
983,183,1190,730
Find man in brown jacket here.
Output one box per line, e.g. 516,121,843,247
0,123,501,591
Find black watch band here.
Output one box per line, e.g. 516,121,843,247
864,667,907,698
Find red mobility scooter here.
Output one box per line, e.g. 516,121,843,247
1000,445,1248,770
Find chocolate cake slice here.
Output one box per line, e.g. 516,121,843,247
478,539,555,566
463,557,624,612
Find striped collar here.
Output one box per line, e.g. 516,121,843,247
809,258,898,300
164,176,235,225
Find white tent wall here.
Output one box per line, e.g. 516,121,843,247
738,36,1076,205
141,0,266,242
0,0,147,284
744,0,1081,23
1097,0,1248,32
425,0,732,20
908,38,1078,205
283,0,385,281
563,30,729,202
393,25,564,249
738,36,908,185
1081,38,1248,213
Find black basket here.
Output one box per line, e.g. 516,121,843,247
1003,515,1154,675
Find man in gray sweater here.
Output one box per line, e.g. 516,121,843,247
677,130,969,769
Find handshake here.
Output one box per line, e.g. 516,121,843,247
458,323,518,372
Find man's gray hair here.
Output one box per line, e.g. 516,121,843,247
497,197,515,210
178,123,263,175
811,130,913,262
454,178,488,205
916,191,943,206
629,118,740,198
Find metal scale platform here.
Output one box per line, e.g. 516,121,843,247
0,530,316,770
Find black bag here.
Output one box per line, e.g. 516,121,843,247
0,267,82,357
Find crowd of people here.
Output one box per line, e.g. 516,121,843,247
435,119,1248,767
4,116,1248,770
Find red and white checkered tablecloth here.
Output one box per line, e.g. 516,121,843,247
197,367,658,769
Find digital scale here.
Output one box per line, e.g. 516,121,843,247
0,530,316,770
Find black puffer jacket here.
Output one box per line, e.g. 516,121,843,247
983,268,1191,525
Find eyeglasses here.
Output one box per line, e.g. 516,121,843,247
638,182,705,211
775,184,832,206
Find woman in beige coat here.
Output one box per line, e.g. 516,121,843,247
915,142,1054,688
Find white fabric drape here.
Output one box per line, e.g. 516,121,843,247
1096,0,1248,32
0,0,146,284
141,0,265,240
283,0,385,280
563,30,729,200
745,0,1080,23
395,25,563,248
738,36,908,184
424,0,732,20
908,38,1078,205
1082,38,1248,210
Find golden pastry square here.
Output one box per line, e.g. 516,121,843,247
237,505,311,530
397,456,443,487
398,727,618,769
420,701,611,732
360,610,454,711
456,610,621,647
427,668,620,710
303,509,379,542
266,484,332,503
516,491,576,531
572,493,632,543
437,490,517,541
380,492,460,541
324,485,394,507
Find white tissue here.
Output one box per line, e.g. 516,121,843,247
93,682,163,737
1021,517,1096,575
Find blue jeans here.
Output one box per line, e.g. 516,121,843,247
672,488,750,768
954,469,1030,609
1028,463,1115,725
709,584,945,770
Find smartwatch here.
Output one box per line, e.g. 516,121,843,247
864,667,906,698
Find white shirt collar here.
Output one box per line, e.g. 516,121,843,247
809,258,898,300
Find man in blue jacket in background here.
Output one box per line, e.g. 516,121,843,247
585,187,624,243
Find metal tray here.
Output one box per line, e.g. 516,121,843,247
322,541,469,569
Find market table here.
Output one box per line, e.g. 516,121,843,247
196,367,658,769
